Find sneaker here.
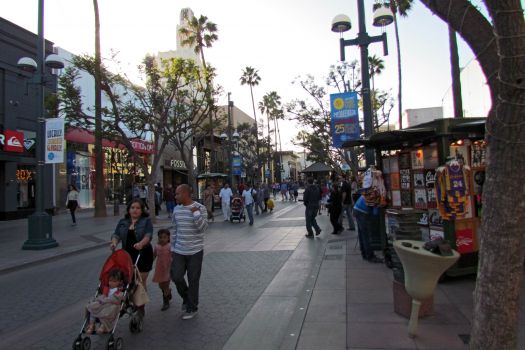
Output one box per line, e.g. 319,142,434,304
315,229,322,236
182,309,198,320
305,233,314,238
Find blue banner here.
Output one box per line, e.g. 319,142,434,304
232,154,242,176
330,92,360,148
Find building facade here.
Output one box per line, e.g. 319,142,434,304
0,18,56,220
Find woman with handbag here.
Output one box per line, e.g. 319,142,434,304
110,198,154,315
66,184,80,226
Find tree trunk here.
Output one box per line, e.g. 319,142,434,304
470,1,525,348
93,0,106,217
250,86,260,182
418,1,525,348
448,26,463,119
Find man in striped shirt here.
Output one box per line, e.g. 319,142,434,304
170,184,208,320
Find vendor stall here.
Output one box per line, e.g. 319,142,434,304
343,118,486,277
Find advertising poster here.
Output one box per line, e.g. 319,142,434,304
391,190,401,207
414,189,427,209
424,147,439,169
232,154,242,176
45,118,65,163
456,228,474,254
330,92,360,148
425,169,436,188
426,188,437,208
413,172,425,188
471,142,486,167
400,169,411,190
399,152,411,169
401,190,412,207
411,149,424,169
430,227,445,240
390,173,400,190
450,144,470,166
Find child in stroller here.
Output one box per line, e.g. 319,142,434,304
230,196,246,222
85,269,125,334
73,249,143,350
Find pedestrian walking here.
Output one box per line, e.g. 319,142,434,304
327,185,344,234
110,198,154,316
353,195,382,263
170,184,208,320
292,182,299,202
66,184,80,226
139,185,149,210
203,184,215,222
154,185,162,218
340,175,356,230
219,183,233,221
280,182,288,201
303,178,322,238
242,184,256,226
254,183,264,215
153,229,172,311
163,184,176,218
262,183,270,212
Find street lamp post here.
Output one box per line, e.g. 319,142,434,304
18,0,64,250
332,0,393,167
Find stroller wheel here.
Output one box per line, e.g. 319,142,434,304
106,336,115,350
81,337,91,350
137,318,144,332
115,337,123,350
72,337,82,350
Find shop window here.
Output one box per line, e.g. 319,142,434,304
17,165,36,209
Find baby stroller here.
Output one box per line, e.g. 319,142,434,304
73,250,143,350
230,197,246,222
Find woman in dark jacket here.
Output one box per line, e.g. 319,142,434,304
328,185,344,234
110,199,154,313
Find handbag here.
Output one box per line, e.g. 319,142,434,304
132,267,150,306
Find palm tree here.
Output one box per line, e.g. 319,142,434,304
93,0,106,217
240,67,262,179
379,0,413,129
368,54,385,92
178,13,218,69
258,92,283,181
178,12,218,172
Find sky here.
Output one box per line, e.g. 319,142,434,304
2,0,486,151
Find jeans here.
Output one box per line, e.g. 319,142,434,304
222,201,230,220
330,208,343,233
246,203,254,225
339,204,356,230
166,201,175,217
305,206,321,235
354,211,374,260
171,250,204,312
255,200,264,215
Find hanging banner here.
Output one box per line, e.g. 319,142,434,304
45,118,65,163
330,92,360,148
232,154,242,176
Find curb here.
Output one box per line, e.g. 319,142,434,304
0,241,108,276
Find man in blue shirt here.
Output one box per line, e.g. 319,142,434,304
353,195,382,263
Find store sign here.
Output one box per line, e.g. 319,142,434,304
164,159,187,169
1,130,25,153
16,169,33,182
130,139,154,154
45,118,65,163
330,92,360,148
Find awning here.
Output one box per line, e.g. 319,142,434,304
301,162,333,173
197,172,228,179
449,119,486,134
341,127,437,150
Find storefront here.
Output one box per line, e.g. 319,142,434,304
0,129,50,220
162,158,188,189
60,128,154,208
344,118,486,277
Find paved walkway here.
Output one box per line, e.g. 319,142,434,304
1,202,523,349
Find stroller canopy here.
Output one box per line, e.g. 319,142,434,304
99,250,134,294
